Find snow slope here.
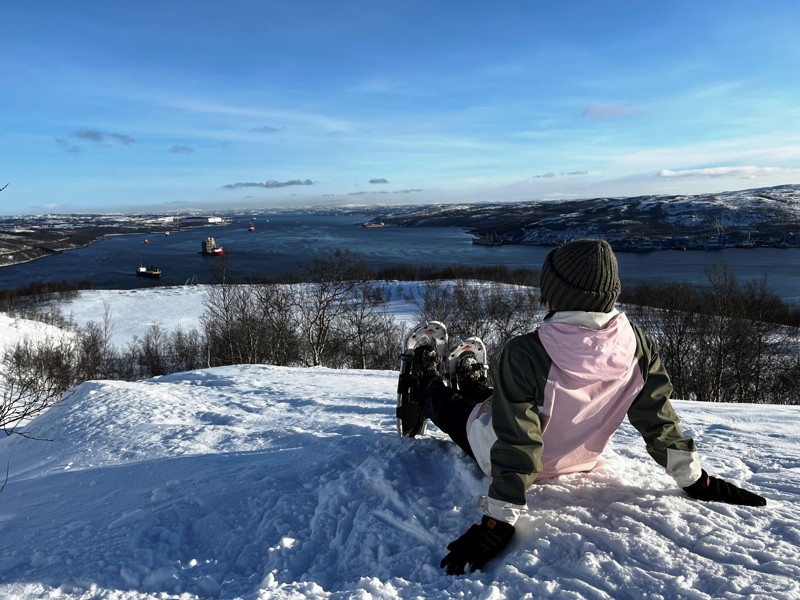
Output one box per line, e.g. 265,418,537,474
0,364,798,599
0,313,72,400
0,312,70,355
0,287,799,599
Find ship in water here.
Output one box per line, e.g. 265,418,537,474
248,222,255,232
200,237,224,256
472,231,503,246
136,265,161,278
361,221,385,228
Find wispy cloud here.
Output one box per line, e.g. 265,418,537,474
54,137,79,154
532,170,588,179
75,129,135,145
168,145,194,154
369,178,388,184
347,188,421,196
348,78,397,94
581,103,644,119
658,166,783,178
251,125,280,134
221,179,314,190
149,94,353,133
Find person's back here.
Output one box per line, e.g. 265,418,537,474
440,239,767,575
520,311,643,478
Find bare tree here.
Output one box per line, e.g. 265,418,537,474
138,324,168,377
625,266,800,404
201,264,247,366
74,302,115,382
296,249,369,367
627,282,704,401
167,326,205,372
482,282,543,378
1,336,75,436
723,276,791,403
253,282,302,366
339,282,402,369
411,280,456,327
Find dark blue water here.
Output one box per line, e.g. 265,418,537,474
1,214,798,304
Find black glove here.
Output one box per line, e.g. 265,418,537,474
682,470,767,506
440,515,515,575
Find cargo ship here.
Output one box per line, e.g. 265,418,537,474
472,231,502,246
136,265,161,278
200,237,224,256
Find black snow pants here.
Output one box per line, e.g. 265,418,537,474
421,380,493,460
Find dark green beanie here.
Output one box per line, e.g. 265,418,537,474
539,239,621,312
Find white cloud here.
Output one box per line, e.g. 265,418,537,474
581,103,644,119
658,166,783,178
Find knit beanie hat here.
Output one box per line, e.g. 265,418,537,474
539,239,621,313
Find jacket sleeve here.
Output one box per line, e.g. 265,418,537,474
487,333,549,511
626,325,702,487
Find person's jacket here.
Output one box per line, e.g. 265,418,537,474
466,310,701,524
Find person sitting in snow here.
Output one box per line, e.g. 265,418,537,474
402,239,768,576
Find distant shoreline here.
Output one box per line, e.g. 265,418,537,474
0,222,222,270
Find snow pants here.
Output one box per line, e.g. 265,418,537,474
421,380,493,460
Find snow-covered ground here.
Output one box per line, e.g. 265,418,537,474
0,287,798,599
60,286,210,348
0,313,73,400
60,284,422,349
0,312,71,354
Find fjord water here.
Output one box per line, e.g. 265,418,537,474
0,214,798,304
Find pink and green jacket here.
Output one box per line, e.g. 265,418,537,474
466,310,701,524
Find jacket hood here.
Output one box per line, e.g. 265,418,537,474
537,312,637,383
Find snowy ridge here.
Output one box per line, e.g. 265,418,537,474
0,363,798,599
365,184,800,246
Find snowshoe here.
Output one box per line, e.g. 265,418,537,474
446,337,489,391
396,321,448,437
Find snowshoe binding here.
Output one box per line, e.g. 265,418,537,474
396,321,448,437
446,337,489,392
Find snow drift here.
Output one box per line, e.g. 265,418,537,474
1,363,798,599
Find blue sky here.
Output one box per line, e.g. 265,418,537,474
2,1,800,215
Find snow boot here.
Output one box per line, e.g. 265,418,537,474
396,321,448,437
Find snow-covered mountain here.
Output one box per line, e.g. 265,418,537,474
0,287,798,599
371,184,800,247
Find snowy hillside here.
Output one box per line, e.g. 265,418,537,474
0,312,71,354
371,184,800,246
0,366,798,598
1,288,799,599
0,313,72,399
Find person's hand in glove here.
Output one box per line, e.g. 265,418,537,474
682,470,767,506
440,515,515,575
